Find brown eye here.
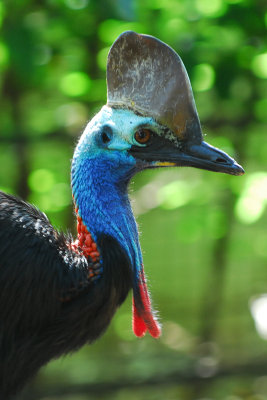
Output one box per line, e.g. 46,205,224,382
134,129,152,144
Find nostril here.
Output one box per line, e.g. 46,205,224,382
102,132,111,143
215,157,227,163
100,125,113,145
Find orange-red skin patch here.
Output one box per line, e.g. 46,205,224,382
71,213,100,263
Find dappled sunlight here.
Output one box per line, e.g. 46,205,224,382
59,71,91,97
158,180,194,210
132,181,160,215
252,53,267,79
195,355,219,378
235,172,267,224
192,63,215,92
55,101,89,130
28,168,71,212
28,168,55,193
64,0,89,10
194,0,227,18
131,170,203,215
250,295,267,340
162,321,196,351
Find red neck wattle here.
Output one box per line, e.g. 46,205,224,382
132,267,161,339
71,210,100,263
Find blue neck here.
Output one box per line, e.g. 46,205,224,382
71,155,143,274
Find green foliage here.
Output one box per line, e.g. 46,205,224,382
1,0,267,399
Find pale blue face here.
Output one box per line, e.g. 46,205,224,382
73,105,160,169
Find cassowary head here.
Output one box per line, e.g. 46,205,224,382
74,31,244,177
71,31,244,338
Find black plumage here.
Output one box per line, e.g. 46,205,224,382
0,191,132,398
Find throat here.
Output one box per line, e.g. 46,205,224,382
71,157,140,266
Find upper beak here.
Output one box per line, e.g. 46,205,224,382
157,141,244,176
130,138,244,176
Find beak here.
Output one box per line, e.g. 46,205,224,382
157,141,244,176
130,137,244,176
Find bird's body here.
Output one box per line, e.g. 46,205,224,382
0,32,244,398
0,191,132,397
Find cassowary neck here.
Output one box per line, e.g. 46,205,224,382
71,156,142,272
71,153,161,339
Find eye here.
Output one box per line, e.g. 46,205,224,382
134,129,152,144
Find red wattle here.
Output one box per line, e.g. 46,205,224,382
71,211,100,263
132,269,161,339
132,300,147,337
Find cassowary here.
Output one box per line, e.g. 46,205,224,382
0,31,244,398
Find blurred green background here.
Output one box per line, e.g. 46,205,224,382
1,0,267,399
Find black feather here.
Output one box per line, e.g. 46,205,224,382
0,191,132,398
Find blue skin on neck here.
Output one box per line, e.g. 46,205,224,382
71,106,156,277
